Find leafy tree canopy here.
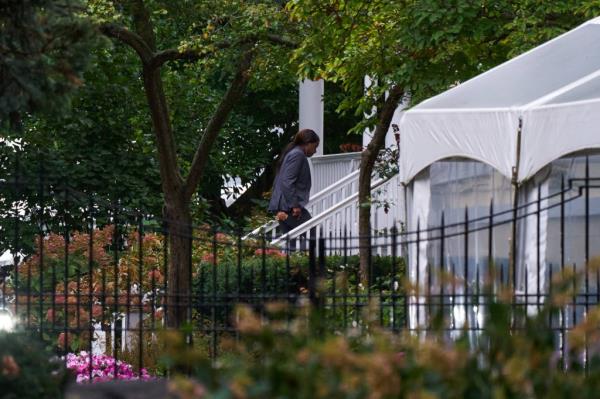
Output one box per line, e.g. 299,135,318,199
0,0,96,124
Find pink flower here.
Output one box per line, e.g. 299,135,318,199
91,305,103,319
201,253,215,264
65,351,153,383
58,332,72,350
147,269,164,284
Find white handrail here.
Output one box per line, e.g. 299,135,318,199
309,152,361,194
271,173,404,256
308,169,359,204
244,169,361,241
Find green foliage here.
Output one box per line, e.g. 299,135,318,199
192,252,406,333
289,0,600,118
0,332,71,399
0,0,97,122
163,287,600,399
16,40,164,215
193,253,403,297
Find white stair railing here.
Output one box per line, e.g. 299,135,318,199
244,169,361,241
271,173,403,256
309,152,361,195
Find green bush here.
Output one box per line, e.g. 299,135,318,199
193,254,405,297
191,254,406,331
162,296,600,399
0,332,72,399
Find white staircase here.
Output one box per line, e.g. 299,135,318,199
246,154,404,256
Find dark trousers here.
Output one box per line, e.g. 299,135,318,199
278,208,312,251
278,208,312,234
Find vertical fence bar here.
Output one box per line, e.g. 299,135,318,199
488,200,494,300
560,176,565,273
368,226,373,300
329,231,336,325
440,213,445,324
162,220,168,334
512,185,518,298
27,266,31,329
285,233,291,303
260,232,266,315
63,188,70,357
308,235,317,309
537,184,541,313
236,229,242,342
101,265,107,354
12,153,20,323
187,226,193,348
585,156,590,371
212,228,218,358
76,264,81,347
451,262,456,330
402,228,409,330
560,176,566,370
585,156,590,296
37,163,44,341
125,234,131,358
112,205,120,366
549,263,553,330
416,219,420,333
378,231,384,327
323,230,338,320
137,214,144,373
464,207,469,332
87,196,95,381
572,262,577,338
475,265,480,332
318,232,326,313
391,225,398,332
342,226,348,330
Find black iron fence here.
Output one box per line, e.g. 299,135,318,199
1,158,600,373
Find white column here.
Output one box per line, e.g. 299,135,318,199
299,79,324,156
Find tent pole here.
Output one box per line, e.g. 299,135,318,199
510,117,523,295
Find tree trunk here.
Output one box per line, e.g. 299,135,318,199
164,198,192,328
100,3,256,328
358,86,404,282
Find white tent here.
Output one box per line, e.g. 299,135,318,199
398,16,600,332
399,16,600,184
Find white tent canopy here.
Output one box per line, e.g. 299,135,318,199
400,16,600,184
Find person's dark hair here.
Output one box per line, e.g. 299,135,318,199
276,129,320,171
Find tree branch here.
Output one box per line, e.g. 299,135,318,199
264,33,297,48
150,41,233,69
150,34,296,69
130,0,157,51
108,0,184,198
183,50,256,200
99,23,153,64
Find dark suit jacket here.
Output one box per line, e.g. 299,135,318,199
268,146,312,212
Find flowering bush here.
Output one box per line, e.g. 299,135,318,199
254,248,286,258
65,351,152,383
339,143,363,152
7,225,168,351
0,332,70,398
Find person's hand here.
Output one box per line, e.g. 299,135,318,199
292,207,301,218
276,211,288,221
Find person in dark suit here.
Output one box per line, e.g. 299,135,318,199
268,129,320,234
